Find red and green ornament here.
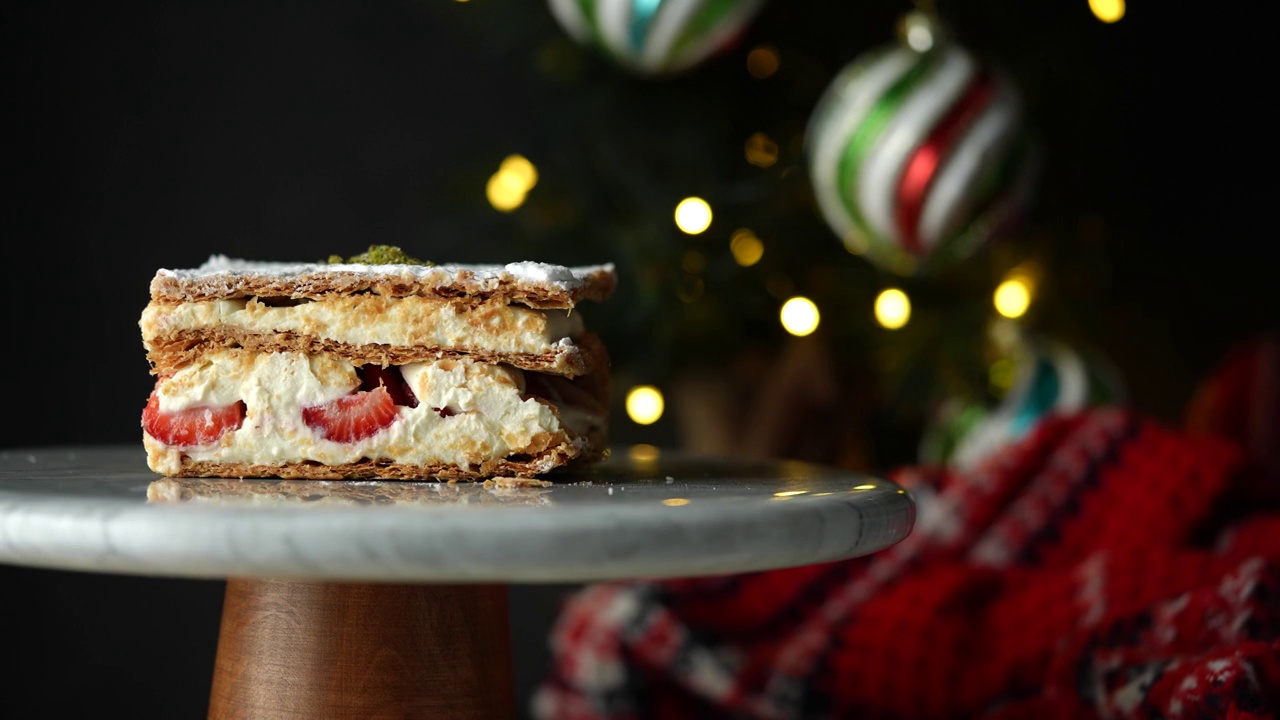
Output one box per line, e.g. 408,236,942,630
806,12,1036,276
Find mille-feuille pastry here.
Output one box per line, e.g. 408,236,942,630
140,246,613,481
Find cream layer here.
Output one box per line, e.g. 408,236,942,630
144,350,594,475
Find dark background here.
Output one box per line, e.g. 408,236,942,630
2,0,1274,716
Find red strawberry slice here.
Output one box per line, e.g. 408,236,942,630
358,364,418,408
142,391,246,447
302,385,399,443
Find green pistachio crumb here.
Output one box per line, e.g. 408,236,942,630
326,245,434,266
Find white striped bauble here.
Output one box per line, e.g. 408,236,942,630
930,340,1126,470
546,0,766,75
806,16,1036,275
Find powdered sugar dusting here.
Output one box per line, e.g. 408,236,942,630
504,261,579,283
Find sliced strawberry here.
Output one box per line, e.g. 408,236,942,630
358,364,419,408
302,385,399,443
142,391,246,447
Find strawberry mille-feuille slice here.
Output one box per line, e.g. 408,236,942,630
139,246,613,481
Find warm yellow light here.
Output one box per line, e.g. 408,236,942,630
674,197,712,235
626,385,665,425
852,484,877,491
780,296,820,337
628,443,659,462
746,45,779,79
492,169,526,195
874,288,911,329
989,358,1017,394
993,278,1032,319
729,229,764,267
780,460,815,479
744,132,778,168
766,273,794,299
812,492,833,497
662,498,690,507
1088,0,1125,23
677,274,704,303
486,172,526,212
774,490,808,497
988,317,1021,353
681,250,706,274
499,154,538,191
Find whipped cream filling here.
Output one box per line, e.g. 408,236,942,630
141,295,583,357
144,350,597,475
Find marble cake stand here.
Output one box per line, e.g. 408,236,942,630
0,446,915,719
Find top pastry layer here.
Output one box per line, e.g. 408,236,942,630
150,255,617,309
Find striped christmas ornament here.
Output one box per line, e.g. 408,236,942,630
936,340,1125,470
807,16,1037,275
546,0,766,75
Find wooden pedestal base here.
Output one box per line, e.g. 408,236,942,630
208,579,515,719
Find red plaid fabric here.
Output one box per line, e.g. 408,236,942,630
535,402,1280,719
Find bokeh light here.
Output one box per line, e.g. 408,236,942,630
662,498,690,507
499,154,538,190
730,229,764,266
677,274,705,303
628,443,659,462
989,357,1017,394
626,385,665,425
874,288,911,329
906,26,933,51
486,173,525,212
780,296,820,337
900,13,936,51
994,278,1032,319
674,197,712,234
766,273,794,299
681,250,706,273
1089,0,1125,23
744,132,778,168
746,45,779,79
486,154,538,212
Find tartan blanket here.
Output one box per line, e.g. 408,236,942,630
534,345,1280,719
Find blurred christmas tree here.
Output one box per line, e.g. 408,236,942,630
4,0,1271,461
410,0,1132,472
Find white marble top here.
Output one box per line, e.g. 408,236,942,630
0,446,914,583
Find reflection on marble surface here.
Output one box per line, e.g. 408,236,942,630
0,445,915,583
146,477,552,507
